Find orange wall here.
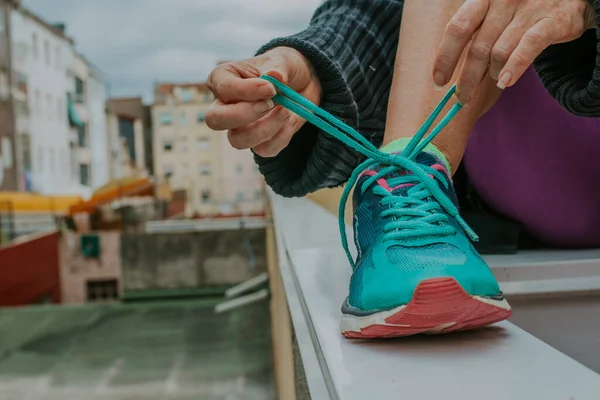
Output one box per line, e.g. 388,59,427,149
0,232,61,306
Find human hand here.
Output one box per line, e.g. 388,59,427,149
206,47,321,157
433,0,597,104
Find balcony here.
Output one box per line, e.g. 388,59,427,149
267,190,600,399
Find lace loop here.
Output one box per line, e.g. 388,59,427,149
261,76,478,268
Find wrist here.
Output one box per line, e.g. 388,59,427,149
584,0,597,29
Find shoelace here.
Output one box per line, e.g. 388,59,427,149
261,75,478,267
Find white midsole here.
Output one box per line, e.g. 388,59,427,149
340,296,511,333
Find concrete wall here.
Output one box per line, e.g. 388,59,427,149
59,230,121,304
121,228,266,291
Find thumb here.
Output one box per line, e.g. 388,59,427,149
261,48,312,91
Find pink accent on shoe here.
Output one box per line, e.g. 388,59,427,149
389,183,415,191
430,163,451,179
359,162,450,194
341,277,511,339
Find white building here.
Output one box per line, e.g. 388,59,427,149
10,6,109,197
69,52,109,196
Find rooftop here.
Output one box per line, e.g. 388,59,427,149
0,300,274,400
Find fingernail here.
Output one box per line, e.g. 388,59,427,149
453,91,468,106
262,83,277,97
434,71,446,87
433,83,443,92
497,71,512,89
254,99,274,113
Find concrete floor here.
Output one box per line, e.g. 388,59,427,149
509,293,600,374
0,300,275,400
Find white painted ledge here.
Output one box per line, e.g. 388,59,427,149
269,190,600,400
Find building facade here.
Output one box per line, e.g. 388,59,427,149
152,82,264,216
68,52,109,197
106,97,152,180
10,7,74,194
9,5,107,197
0,0,18,191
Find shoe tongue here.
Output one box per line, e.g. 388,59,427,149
372,151,450,195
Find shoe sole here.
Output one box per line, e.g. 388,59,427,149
340,277,512,339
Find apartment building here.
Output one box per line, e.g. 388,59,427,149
10,7,74,194
152,83,264,216
69,52,109,196
0,0,18,191
9,6,108,197
106,97,152,180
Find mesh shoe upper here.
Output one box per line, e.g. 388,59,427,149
348,152,501,312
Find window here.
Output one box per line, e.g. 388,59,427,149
180,112,187,125
61,150,68,173
197,138,210,150
197,111,206,123
86,279,119,302
74,77,85,103
57,98,63,122
32,33,38,59
46,94,52,120
198,163,211,176
49,148,55,172
255,190,262,200
180,137,188,152
78,123,87,147
21,135,31,172
163,141,173,151
34,90,41,114
236,191,244,201
79,163,90,186
236,165,243,174
180,88,192,103
44,40,50,65
55,46,61,69
1,137,12,168
160,112,172,125
164,164,174,178
37,147,43,170
201,190,211,203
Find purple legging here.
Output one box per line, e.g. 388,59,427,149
464,67,600,248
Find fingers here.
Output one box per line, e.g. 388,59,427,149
497,18,558,89
456,2,514,104
206,98,275,131
433,0,490,88
253,115,305,158
207,63,276,103
228,106,291,149
489,21,527,80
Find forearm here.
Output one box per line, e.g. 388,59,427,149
254,0,403,197
534,1,600,116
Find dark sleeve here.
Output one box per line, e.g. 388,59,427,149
533,1,600,116
254,0,403,197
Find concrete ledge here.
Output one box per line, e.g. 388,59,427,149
270,190,600,400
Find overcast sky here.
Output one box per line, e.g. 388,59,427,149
23,0,321,102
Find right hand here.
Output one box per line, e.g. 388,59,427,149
206,47,321,157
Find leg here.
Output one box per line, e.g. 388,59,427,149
384,0,502,173
340,0,512,339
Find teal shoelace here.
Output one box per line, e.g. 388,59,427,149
261,76,478,268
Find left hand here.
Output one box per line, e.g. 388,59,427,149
433,0,597,104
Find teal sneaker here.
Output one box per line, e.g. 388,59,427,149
262,76,511,338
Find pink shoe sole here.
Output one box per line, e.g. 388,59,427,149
341,277,512,339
